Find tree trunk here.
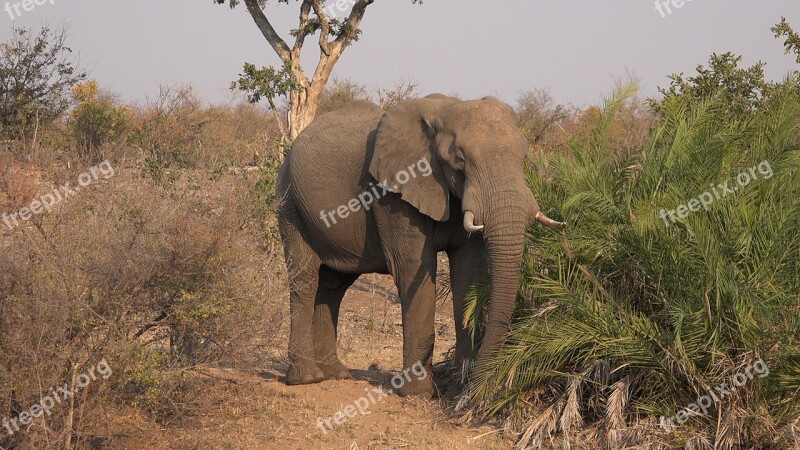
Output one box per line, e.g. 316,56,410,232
238,0,373,140
288,82,324,140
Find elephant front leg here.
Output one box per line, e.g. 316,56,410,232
373,196,438,398
392,257,438,398
447,240,488,369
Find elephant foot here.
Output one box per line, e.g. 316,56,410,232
286,361,325,385
396,372,435,399
319,360,352,380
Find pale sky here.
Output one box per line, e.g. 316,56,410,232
2,1,798,108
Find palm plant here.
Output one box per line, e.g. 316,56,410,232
462,82,800,449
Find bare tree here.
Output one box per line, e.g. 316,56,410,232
219,0,420,140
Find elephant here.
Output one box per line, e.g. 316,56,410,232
276,94,564,398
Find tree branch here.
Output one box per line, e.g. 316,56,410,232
305,0,374,90
292,0,313,58
332,0,375,50
310,1,332,56
266,94,289,142
243,0,292,63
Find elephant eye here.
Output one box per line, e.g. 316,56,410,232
455,149,465,164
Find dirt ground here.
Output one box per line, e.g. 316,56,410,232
105,273,512,450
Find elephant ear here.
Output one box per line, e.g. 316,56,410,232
370,96,457,221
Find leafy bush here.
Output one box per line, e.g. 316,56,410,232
651,52,773,121
0,26,86,140
70,80,133,159
773,17,800,65
463,83,800,448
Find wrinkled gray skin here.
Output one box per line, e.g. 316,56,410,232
277,94,563,397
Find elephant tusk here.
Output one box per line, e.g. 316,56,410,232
463,211,484,233
535,211,566,229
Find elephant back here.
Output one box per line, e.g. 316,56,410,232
279,100,384,239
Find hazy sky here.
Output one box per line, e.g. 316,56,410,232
2,1,798,108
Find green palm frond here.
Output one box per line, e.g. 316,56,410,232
462,83,800,448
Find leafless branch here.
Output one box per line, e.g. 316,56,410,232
243,0,292,63
292,0,313,57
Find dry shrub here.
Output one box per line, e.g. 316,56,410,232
609,92,655,152
317,77,420,113
0,154,40,210
534,90,654,158
376,78,419,110
0,163,285,448
70,80,133,161
5,82,282,172
317,78,370,115
199,101,283,168
129,86,281,171
516,88,575,148
129,85,209,168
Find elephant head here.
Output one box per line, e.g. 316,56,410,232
369,94,564,365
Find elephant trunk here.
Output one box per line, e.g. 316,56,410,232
474,193,532,365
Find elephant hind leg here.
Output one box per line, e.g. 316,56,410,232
279,202,325,386
313,266,359,380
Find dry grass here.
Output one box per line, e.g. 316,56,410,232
0,137,286,448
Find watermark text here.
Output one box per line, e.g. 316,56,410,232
5,0,55,20
2,160,115,231
659,160,773,227
2,359,113,436
320,157,432,228
660,358,768,433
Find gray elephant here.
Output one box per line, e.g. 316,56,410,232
276,94,563,397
